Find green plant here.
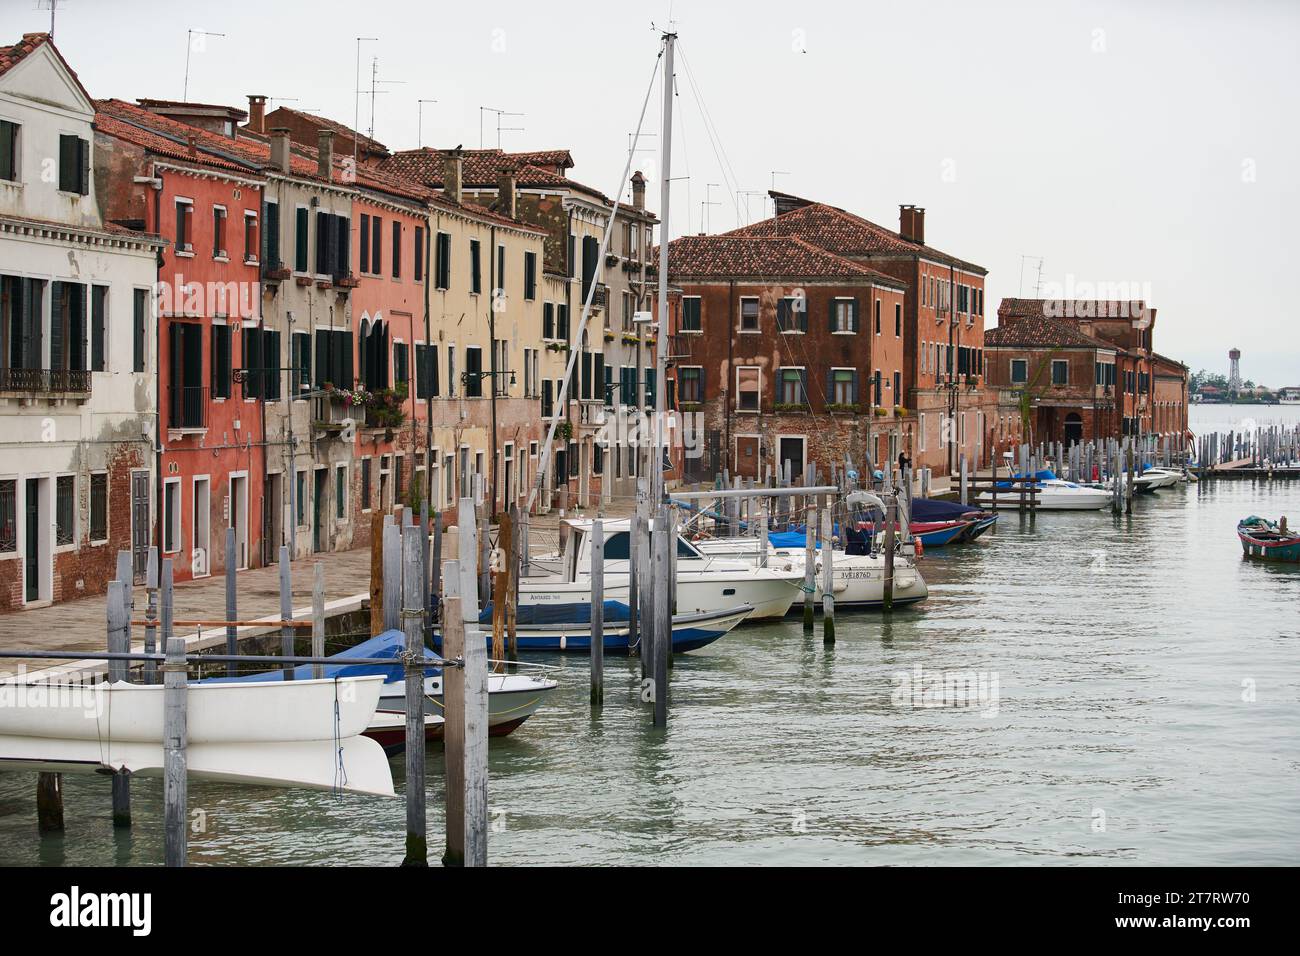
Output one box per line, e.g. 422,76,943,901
826,402,862,414
773,402,808,413
555,420,573,440
893,405,907,416
873,406,888,417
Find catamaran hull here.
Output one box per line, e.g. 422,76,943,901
518,574,795,621
377,673,557,732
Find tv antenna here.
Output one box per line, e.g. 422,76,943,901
366,57,405,142
417,99,438,148
1019,255,1045,296
479,106,524,149
183,29,225,102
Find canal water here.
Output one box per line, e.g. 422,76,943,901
2,406,1297,865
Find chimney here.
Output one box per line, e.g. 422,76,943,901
899,204,925,244
247,94,267,134
269,127,291,175
317,128,335,182
443,147,463,204
497,166,517,219
631,170,646,212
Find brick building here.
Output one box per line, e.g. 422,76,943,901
987,298,1188,446
726,193,1001,478
659,234,908,483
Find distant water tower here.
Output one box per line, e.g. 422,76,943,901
1228,348,1242,394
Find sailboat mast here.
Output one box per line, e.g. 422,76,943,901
652,32,676,506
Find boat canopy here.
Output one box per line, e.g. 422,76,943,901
478,600,633,626
200,631,428,685
910,496,983,521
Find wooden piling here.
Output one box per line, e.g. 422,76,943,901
278,546,294,678
803,501,816,632
821,500,835,644
506,503,519,662
652,504,671,728
223,529,237,677
401,525,428,866
311,563,325,680
590,518,604,706
441,566,466,867
161,557,186,868
37,772,63,833
628,511,641,665
370,510,385,636
144,546,159,684
107,579,131,828
383,523,402,632
883,495,897,612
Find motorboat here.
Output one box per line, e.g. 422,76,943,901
0,674,395,796
522,518,802,620
976,471,1111,511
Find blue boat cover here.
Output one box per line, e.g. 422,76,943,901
910,496,983,520
200,630,426,685
478,600,632,626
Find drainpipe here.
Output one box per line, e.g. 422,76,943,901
424,209,433,517
488,224,499,515
152,165,164,562
725,279,734,474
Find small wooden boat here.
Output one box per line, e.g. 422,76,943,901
1237,516,1300,563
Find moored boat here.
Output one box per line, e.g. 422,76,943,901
1237,516,1300,562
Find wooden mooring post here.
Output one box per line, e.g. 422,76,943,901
803,498,816,632
279,546,294,678
311,563,325,680
224,528,237,677
161,558,187,868
383,522,402,633
820,496,835,643
883,495,897,612
401,524,427,866
36,772,63,834
652,503,671,728
590,517,604,707
107,575,131,828
144,546,159,684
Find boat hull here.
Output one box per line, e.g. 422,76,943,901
377,672,557,732
435,605,752,654
519,572,796,621
1237,520,1300,562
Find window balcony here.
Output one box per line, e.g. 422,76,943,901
167,385,208,433
0,367,92,396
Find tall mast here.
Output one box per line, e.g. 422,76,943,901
652,31,676,506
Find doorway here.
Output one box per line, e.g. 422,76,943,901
778,436,805,484
24,477,41,603
229,473,249,570
1064,413,1083,445
192,476,211,577
131,471,150,584
735,435,760,480
313,467,327,553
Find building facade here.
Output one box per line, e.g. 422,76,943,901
1,35,163,610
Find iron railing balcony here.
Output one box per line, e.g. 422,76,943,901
168,385,208,431
0,366,92,394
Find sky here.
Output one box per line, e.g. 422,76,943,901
9,0,1299,386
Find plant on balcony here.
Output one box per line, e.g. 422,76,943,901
322,382,374,407
678,401,702,413
603,331,616,342
367,381,409,428
894,405,908,416
621,333,639,345
264,265,291,281
773,402,809,414
295,276,314,287
335,273,360,289
873,406,888,417
826,402,862,414
555,420,573,441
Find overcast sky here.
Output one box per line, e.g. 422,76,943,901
12,0,1298,386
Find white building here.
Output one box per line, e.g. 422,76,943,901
0,34,163,610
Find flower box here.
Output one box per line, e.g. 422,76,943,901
264,266,291,281
295,276,314,287
773,402,809,414
335,274,360,289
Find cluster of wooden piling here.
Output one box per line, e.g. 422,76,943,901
1196,423,1300,474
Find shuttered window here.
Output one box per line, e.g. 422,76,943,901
414,227,424,282
392,221,402,278
90,285,107,371
211,324,231,398
371,216,382,274
58,134,88,195
133,288,147,372
89,473,108,542
524,251,536,300
682,296,701,331
295,207,309,272
0,120,17,182
466,237,479,293
359,213,371,272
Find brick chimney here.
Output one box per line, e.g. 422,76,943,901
269,128,291,175
899,204,925,244
317,128,334,182
443,148,464,204
247,94,267,134
631,170,646,212
497,166,517,219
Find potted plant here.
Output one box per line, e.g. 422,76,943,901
893,405,908,416
873,406,888,417
556,420,573,440
773,402,808,414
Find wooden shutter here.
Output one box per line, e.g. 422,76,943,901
296,208,309,271
371,216,382,275
315,212,329,273
90,287,105,371
851,298,860,332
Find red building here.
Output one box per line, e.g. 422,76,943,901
95,98,270,582
727,194,999,478
661,234,908,482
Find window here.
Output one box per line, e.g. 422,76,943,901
89,472,108,542
163,479,179,553
581,235,599,299
679,366,703,403
0,120,17,181
467,237,479,293
541,379,553,418
776,297,806,332
295,208,309,272
873,370,883,406
496,245,505,299
830,368,858,405
557,304,569,340
90,286,107,371
359,213,371,271
682,296,702,332
736,367,761,411
414,227,424,282
292,331,311,394
1010,359,1028,385
919,413,927,452
313,328,354,389
262,201,279,269
133,288,148,372
524,251,537,300
395,456,405,500
211,324,231,398
175,200,193,252
50,281,86,372
831,298,857,333
361,458,372,511
874,299,881,334
296,471,307,526
465,347,483,397
1051,359,1068,386
58,134,89,195
213,206,227,257
543,302,555,340
893,370,901,401
415,343,439,399
393,341,409,387
314,212,350,278
392,221,402,278
335,465,347,520
370,215,382,275
895,302,902,337
244,211,258,263
0,478,15,553
447,345,456,397
778,367,807,405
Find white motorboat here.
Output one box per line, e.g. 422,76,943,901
693,537,929,608
378,670,558,736
1138,467,1186,487
0,675,395,796
976,477,1111,511
522,518,802,620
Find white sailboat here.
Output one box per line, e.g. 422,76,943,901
0,675,395,796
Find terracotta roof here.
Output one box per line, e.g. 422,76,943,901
665,234,906,284
1,32,92,104
998,297,1151,322
984,315,1117,350
728,196,986,274
263,106,388,156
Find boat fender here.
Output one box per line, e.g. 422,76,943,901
914,538,924,558
896,575,916,589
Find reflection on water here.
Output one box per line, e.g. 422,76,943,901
1,476,1297,866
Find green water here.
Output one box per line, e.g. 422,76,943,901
2,470,1296,866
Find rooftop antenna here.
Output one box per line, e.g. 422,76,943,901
1018,254,1044,296
701,182,720,234
352,36,378,167
479,106,525,149
417,99,437,148
38,0,63,39
769,170,790,214
738,189,765,225
367,57,405,142
183,29,225,102
267,96,299,111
